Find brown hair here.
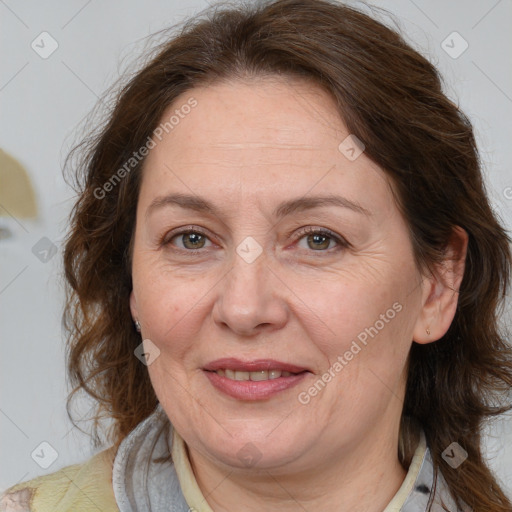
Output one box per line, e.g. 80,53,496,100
63,0,512,509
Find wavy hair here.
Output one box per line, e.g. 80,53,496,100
62,0,512,509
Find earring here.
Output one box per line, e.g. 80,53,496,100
426,327,431,335
134,320,141,333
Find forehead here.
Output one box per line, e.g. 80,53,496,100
163,77,344,150
138,77,394,218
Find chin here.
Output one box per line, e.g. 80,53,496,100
198,424,310,470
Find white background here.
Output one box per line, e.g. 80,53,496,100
1,0,511,498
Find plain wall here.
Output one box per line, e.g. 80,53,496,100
1,0,511,496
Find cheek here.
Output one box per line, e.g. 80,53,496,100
295,267,417,406
134,252,207,316
303,284,412,422
291,273,404,352
137,275,204,405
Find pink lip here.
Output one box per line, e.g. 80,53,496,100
204,370,309,400
203,358,309,373
202,358,311,401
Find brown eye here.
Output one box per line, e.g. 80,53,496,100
305,232,332,250
164,229,213,252
180,232,207,250
294,227,348,253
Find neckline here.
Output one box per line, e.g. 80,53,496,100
112,404,457,512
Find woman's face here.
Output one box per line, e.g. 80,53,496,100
130,77,430,473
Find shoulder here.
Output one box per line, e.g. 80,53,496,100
1,446,119,512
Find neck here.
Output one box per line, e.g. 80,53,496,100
186,423,408,512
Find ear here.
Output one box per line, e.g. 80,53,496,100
130,290,139,321
412,226,468,344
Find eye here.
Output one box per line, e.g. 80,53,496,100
161,225,349,255
294,226,348,252
162,228,214,253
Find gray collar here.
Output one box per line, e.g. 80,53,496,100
112,404,465,512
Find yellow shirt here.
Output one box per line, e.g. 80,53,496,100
0,447,118,511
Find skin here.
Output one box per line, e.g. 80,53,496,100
129,76,468,512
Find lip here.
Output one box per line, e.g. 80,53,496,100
203,358,310,373
202,358,311,401
204,370,309,400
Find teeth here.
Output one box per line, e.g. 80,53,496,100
225,369,236,379
250,370,270,381
214,369,296,381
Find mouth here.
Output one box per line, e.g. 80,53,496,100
203,357,310,376
202,358,311,400
206,368,305,381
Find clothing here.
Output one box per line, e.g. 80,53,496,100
1,404,467,511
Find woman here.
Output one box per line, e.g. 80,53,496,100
2,0,511,510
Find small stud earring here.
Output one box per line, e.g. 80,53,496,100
426,327,431,335
134,320,141,333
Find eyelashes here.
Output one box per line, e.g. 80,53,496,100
160,225,350,257
292,226,349,252
164,229,212,252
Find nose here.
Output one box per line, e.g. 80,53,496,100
212,247,289,337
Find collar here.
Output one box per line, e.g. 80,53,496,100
112,404,463,511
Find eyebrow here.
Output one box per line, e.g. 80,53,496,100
146,192,372,220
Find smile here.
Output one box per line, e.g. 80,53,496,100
212,369,299,381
